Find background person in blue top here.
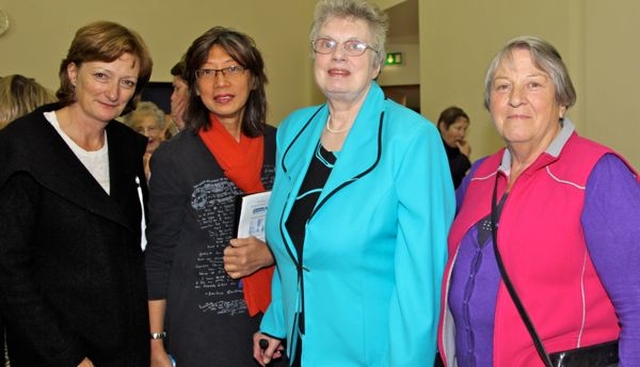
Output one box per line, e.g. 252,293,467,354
253,0,455,365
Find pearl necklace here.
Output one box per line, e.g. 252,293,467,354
325,116,351,134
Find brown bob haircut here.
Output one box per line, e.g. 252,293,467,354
56,20,153,115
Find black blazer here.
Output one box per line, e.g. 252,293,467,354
0,104,150,367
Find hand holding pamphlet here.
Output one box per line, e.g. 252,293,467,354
234,190,271,241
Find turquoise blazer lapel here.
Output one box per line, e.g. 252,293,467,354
315,84,385,216
279,83,386,223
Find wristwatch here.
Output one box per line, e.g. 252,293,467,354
150,331,167,340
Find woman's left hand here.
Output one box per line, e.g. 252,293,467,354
223,236,274,279
252,332,284,366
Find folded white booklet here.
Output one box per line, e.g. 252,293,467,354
235,191,271,241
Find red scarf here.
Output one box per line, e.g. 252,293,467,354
199,113,274,316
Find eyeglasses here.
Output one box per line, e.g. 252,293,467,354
195,65,245,80
311,37,378,56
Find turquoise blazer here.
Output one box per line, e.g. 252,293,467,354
261,83,455,366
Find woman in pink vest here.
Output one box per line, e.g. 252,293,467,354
438,36,640,366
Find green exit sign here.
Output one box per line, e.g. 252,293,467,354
385,52,403,65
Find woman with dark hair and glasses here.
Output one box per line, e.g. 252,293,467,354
253,0,454,366
145,26,279,367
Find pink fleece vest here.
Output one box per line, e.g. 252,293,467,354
443,133,624,366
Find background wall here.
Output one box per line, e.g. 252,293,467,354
584,2,640,168
419,0,586,166
377,42,420,87
0,0,317,124
417,0,640,168
2,0,639,168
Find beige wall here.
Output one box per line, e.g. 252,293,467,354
420,0,584,165
418,0,640,168
0,0,317,124
377,42,420,86
584,1,640,169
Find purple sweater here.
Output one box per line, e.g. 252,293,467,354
449,153,640,366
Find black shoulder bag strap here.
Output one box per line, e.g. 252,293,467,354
491,173,554,367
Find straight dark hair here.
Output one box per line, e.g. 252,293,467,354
437,106,469,130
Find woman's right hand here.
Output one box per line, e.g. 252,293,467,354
224,237,275,279
150,340,174,367
457,139,471,157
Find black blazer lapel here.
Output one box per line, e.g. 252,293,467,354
105,121,148,233
24,114,140,232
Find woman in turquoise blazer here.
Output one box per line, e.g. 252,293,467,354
253,1,455,366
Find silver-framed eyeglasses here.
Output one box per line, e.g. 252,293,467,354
311,37,378,57
195,65,245,80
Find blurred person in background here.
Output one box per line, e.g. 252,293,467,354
0,74,56,129
437,106,472,188
167,58,188,135
123,100,166,180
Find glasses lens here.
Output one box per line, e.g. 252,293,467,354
196,67,244,80
313,38,336,54
312,38,374,56
226,65,244,77
344,40,368,56
195,69,209,79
